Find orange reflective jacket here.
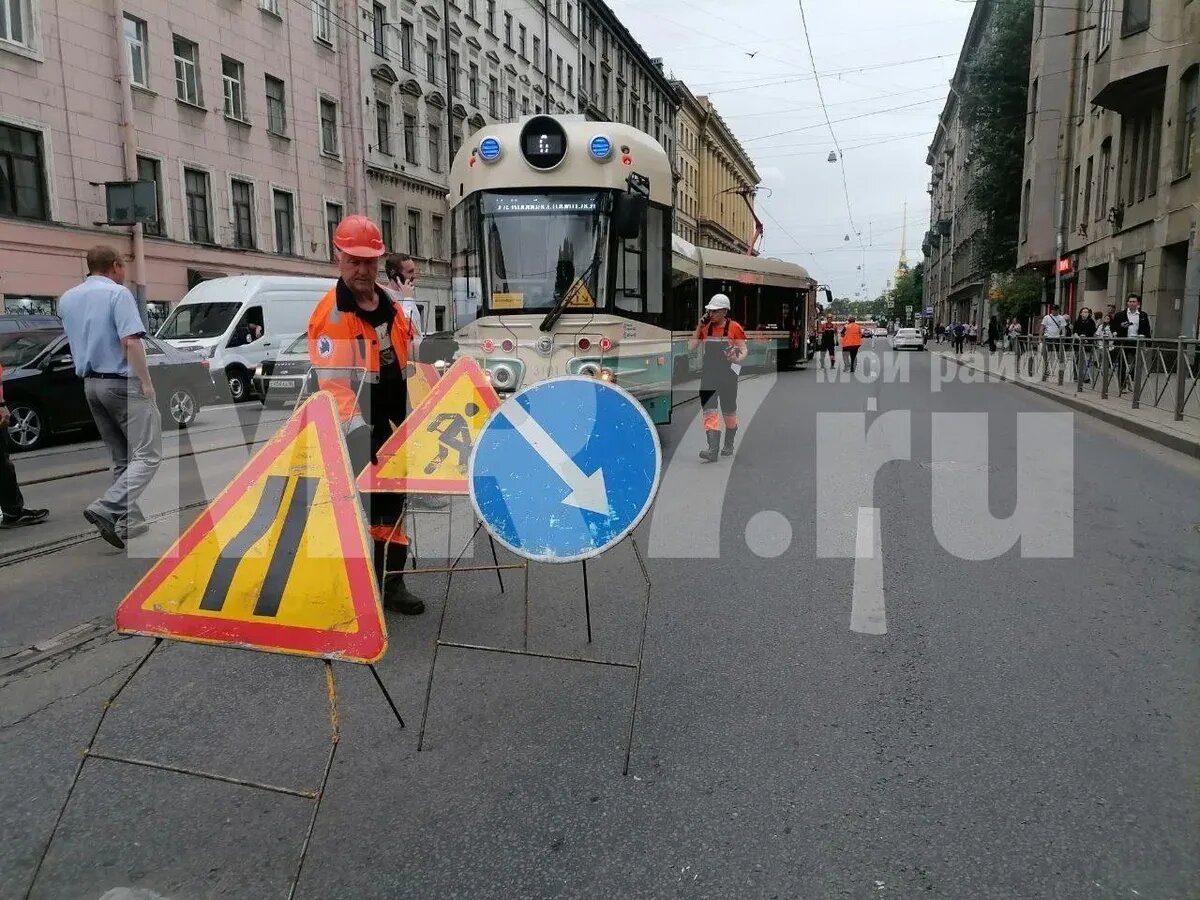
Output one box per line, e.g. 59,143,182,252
307,281,414,424
841,323,863,348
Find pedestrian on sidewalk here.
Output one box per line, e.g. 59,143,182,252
1040,304,1070,374
58,246,162,549
688,294,746,462
1112,293,1151,391
1096,313,1116,380
935,322,945,344
0,371,49,529
840,317,863,373
951,321,966,354
1073,307,1097,384
986,316,999,353
309,215,425,615
1006,318,1023,353
818,312,838,369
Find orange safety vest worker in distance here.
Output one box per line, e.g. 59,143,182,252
841,322,863,348
308,279,415,546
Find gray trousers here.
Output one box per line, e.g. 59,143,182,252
84,378,162,527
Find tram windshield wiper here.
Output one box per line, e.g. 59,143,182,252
539,254,601,333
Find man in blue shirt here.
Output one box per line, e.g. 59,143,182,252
58,246,161,549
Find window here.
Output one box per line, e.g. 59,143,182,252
1020,180,1031,242
183,168,212,244
518,23,526,57
403,113,417,163
266,75,287,135
1121,0,1150,37
325,201,343,260
1077,54,1090,118
1121,105,1161,205
1177,66,1197,177
469,63,479,105
231,179,255,249
136,156,163,236
273,189,295,254
426,37,437,82
376,99,392,154
0,123,47,220
320,97,339,156
380,202,396,251
567,65,573,95
589,62,596,98
556,55,563,86
467,0,476,19
173,36,201,105
372,3,386,56
486,0,495,32
124,15,148,88
1070,165,1081,228
1,0,31,46
1122,253,1145,300
222,57,246,121
1082,156,1094,228
555,0,562,19
313,0,332,44
260,0,280,14
1097,0,1112,53
503,12,512,47
489,76,498,116
522,95,529,115
407,209,421,256
1028,78,1038,141
533,36,541,70
601,72,609,110
503,86,515,120
400,21,414,71
1097,137,1112,219
428,120,442,172
566,3,572,31
449,51,460,97
431,214,444,259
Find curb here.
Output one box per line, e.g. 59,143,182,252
941,354,1200,459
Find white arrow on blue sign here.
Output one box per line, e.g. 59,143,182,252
468,376,662,564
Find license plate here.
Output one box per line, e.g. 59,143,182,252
271,379,298,389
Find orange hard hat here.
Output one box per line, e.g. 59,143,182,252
332,214,385,258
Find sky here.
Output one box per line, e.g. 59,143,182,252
609,0,977,300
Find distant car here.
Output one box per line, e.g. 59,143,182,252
253,334,317,408
873,327,888,337
890,328,926,351
0,314,62,333
1,328,220,451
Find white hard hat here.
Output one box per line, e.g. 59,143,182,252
705,293,731,311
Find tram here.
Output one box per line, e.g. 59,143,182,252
449,115,676,423
447,115,817,424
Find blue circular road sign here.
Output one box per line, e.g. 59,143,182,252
468,377,662,564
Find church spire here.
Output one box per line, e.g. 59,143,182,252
896,199,909,279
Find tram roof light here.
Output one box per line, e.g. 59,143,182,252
478,136,503,162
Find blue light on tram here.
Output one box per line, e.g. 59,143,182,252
479,137,503,162
589,135,613,161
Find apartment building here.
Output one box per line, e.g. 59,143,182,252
0,0,361,321
673,81,703,245
693,95,760,255
358,0,579,322
1020,0,1198,337
922,1,996,328
577,0,677,168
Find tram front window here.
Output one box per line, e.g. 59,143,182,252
478,191,611,313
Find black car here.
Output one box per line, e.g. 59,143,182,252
1,328,220,451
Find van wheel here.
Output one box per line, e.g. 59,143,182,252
226,367,251,403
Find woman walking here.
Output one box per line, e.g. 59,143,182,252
1073,307,1097,384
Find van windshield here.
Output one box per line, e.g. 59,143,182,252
157,302,241,340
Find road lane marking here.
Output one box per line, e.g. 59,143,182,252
850,506,887,635
867,396,878,411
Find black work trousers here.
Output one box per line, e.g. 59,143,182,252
346,423,408,584
843,345,860,372
0,436,24,516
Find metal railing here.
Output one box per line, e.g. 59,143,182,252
961,336,1200,422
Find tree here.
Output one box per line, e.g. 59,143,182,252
991,270,1044,322
889,262,925,323
959,0,1034,276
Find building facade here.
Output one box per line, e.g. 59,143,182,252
694,95,761,255
576,0,677,168
1020,0,1198,337
672,81,703,245
922,1,996,328
0,0,363,324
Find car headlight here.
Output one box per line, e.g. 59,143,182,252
254,364,263,378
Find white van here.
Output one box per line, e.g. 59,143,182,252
156,275,335,402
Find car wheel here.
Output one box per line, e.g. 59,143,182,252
6,402,47,451
226,367,251,403
163,386,199,429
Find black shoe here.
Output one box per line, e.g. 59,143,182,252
0,508,49,528
118,521,151,540
383,575,425,615
720,427,738,457
83,509,125,549
699,430,721,463
409,495,449,511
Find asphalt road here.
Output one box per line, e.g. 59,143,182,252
1,349,1197,900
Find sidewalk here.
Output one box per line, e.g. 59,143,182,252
929,345,1200,458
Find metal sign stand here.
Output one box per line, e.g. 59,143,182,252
413,534,652,776
20,640,405,900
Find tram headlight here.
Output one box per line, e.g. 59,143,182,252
490,362,516,389
578,363,600,378
599,367,616,383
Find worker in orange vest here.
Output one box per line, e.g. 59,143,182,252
840,316,864,374
307,214,423,615
688,294,748,462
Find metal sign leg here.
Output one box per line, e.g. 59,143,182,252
582,559,593,644
367,664,406,730
623,536,653,778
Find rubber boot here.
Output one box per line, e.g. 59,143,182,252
699,430,721,463
375,542,425,615
720,427,738,457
